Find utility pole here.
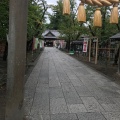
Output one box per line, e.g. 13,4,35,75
5,0,28,120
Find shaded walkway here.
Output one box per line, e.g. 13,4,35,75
25,47,120,120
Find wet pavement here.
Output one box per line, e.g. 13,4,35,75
24,47,120,120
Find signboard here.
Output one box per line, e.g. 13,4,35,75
83,38,88,52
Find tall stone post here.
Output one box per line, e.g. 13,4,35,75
5,0,28,120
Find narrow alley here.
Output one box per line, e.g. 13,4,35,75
24,47,120,120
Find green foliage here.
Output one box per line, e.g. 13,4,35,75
0,0,47,41
47,0,89,42
0,0,119,44
48,0,63,30
27,0,48,40
0,0,9,41
81,5,120,44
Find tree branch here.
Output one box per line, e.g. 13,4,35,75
116,24,120,31
88,25,95,36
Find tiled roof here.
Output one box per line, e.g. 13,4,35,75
42,30,61,38
110,33,120,41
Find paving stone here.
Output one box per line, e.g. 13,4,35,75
91,88,108,98
61,82,75,92
65,96,83,104
38,77,49,84
70,79,84,86
50,98,68,114
25,78,38,89
39,115,50,120
59,77,71,83
95,96,115,104
36,84,49,93
30,108,40,117
28,72,40,80
102,112,120,120
24,98,34,115
40,71,49,78
66,73,78,80
49,79,61,87
101,104,120,112
76,68,90,75
95,81,120,90
112,98,120,105
100,85,120,92
30,93,49,114
33,92,49,104
58,73,71,83
85,84,100,92
49,72,57,77
75,71,87,77
81,97,105,112
77,112,106,120
55,67,63,73
50,87,64,98
25,48,120,120
25,115,50,120
49,72,58,77
30,103,49,115
75,86,94,97
117,90,120,94
68,104,87,113
79,77,97,86
51,113,78,120
99,87,120,98
63,91,80,99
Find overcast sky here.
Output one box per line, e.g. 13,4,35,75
45,0,79,23
46,0,80,6
46,0,58,5
46,0,57,16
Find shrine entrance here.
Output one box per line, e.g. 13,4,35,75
42,30,60,47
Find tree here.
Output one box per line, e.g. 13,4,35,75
27,0,48,40
48,0,89,50
85,5,119,42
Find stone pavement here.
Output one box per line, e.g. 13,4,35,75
24,47,120,120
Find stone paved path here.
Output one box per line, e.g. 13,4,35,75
24,47,120,120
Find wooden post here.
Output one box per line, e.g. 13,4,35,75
5,0,28,120
89,39,91,62
95,38,98,64
108,41,111,62
93,41,95,56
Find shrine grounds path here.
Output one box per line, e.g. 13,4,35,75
24,47,120,120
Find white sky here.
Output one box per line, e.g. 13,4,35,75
47,0,58,16
47,0,58,5
46,0,80,6
45,0,80,23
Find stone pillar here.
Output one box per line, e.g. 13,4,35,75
5,0,28,120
